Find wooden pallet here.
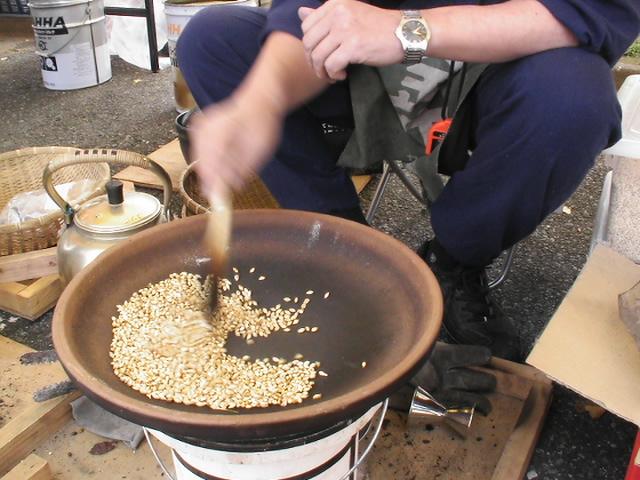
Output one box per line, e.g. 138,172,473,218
0,247,62,320
0,332,552,480
367,358,553,480
0,275,63,321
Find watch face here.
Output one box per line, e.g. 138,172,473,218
402,20,427,43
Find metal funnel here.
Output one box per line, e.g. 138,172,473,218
407,387,475,437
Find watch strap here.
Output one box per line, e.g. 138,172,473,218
404,48,425,64
403,9,421,18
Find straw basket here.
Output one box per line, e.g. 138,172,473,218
0,147,111,256
179,161,279,216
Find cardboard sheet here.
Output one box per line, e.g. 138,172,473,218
527,245,640,426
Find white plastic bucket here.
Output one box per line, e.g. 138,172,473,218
29,0,112,90
146,402,386,480
164,0,258,112
603,74,640,159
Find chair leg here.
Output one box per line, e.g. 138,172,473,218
488,245,516,289
144,0,160,72
363,159,516,288
385,160,429,206
590,169,613,254
365,162,393,224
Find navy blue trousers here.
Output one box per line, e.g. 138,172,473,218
177,5,622,267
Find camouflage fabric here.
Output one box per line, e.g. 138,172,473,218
338,60,486,201
380,57,460,135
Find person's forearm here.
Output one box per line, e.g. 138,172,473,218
233,31,330,117
423,0,578,63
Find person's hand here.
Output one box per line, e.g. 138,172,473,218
298,0,403,81
190,95,283,199
389,342,496,415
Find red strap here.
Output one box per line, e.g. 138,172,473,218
625,430,640,480
426,118,453,155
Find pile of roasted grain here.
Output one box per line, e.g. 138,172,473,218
110,271,323,410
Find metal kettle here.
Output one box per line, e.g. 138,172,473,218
43,149,172,285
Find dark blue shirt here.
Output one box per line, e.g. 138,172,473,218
264,0,640,66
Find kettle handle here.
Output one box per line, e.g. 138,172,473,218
43,149,172,225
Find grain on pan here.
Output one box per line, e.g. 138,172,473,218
110,272,320,410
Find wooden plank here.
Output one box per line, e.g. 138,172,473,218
474,366,533,401
0,336,70,428
0,283,29,317
115,139,373,196
1,454,51,480
0,248,58,284
114,139,186,192
0,282,27,299
491,357,551,384
491,359,553,480
0,390,80,477
0,252,55,287
366,357,551,480
0,336,160,479
17,275,63,319
369,389,526,479
368,358,534,480
0,276,63,321
351,175,372,194
121,181,136,193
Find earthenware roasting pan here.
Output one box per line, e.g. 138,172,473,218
52,210,442,441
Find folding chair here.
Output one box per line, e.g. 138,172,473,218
363,157,515,289
322,121,516,289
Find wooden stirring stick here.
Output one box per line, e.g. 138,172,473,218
204,192,232,313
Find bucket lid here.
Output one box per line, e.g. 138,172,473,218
164,0,254,6
29,0,94,8
75,181,161,234
603,74,640,159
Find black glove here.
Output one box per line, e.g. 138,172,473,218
389,342,496,415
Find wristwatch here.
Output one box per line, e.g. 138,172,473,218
395,10,431,64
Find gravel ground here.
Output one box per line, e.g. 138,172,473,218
0,27,637,479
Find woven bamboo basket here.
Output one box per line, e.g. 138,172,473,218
179,161,279,216
0,147,111,256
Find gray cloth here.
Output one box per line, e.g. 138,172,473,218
71,396,144,449
338,60,487,201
